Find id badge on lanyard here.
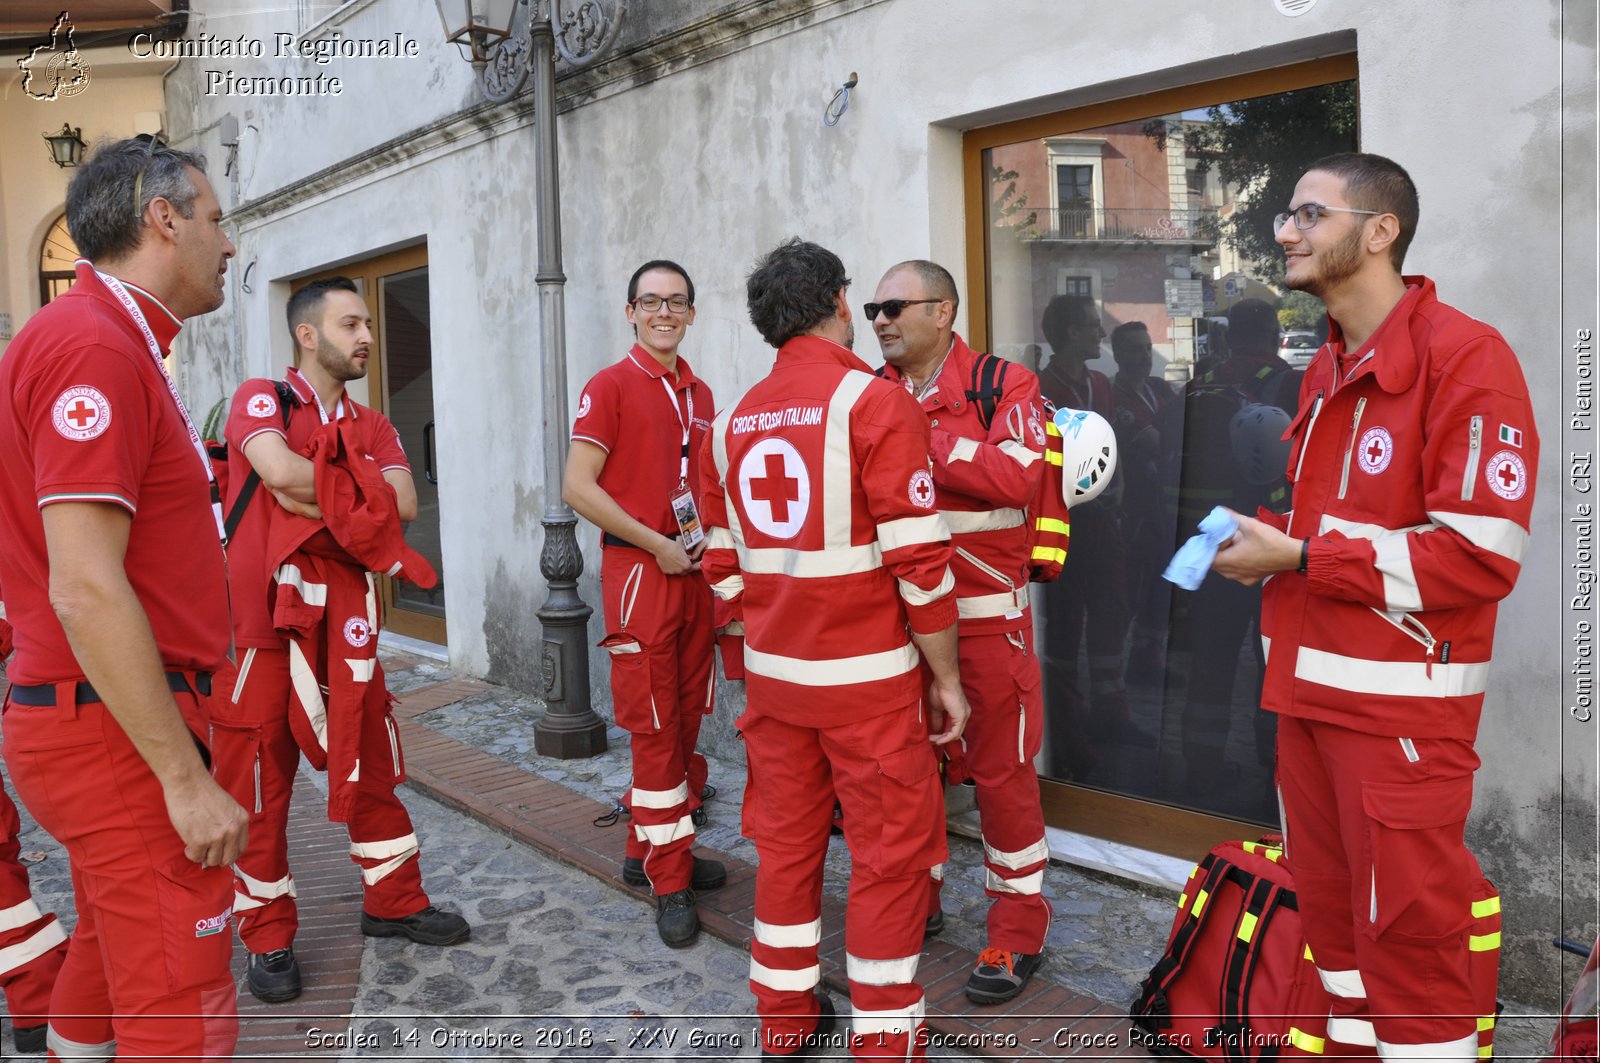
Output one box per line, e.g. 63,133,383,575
662,376,704,550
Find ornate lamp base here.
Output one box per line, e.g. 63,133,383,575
532,514,607,758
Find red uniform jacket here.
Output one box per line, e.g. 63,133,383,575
878,335,1048,635
1259,277,1537,741
268,419,435,821
700,335,957,726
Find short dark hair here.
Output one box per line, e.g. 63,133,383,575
1306,152,1419,270
1110,321,1150,357
1040,294,1097,352
66,137,207,261
628,259,695,305
746,238,850,348
886,259,959,315
287,276,360,350
1226,297,1279,354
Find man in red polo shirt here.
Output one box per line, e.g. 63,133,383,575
563,260,726,948
0,137,247,1060
211,276,468,1003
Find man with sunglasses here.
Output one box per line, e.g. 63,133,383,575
869,261,1054,1005
0,137,246,1059
1212,153,1536,1061
564,260,726,949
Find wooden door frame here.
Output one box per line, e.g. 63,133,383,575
961,53,1359,860
293,244,444,645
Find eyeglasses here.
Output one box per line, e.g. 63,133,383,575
632,294,691,313
1274,203,1383,231
863,298,943,322
132,133,167,222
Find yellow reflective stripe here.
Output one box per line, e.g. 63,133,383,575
1476,1015,1496,1032
1035,517,1069,535
1478,1045,1493,1059
1032,546,1067,563
1045,421,1061,437
1178,891,1189,910
1236,912,1258,942
1303,944,1315,963
1288,1028,1326,1054
1472,896,1501,917
1191,889,1208,917
1242,840,1283,862
1045,450,1063,465
1469,931,1501,952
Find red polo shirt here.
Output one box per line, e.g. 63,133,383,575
0,261,230,684
223,367,409,648
572,345,715,540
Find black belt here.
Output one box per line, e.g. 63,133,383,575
602,531,677,550
8,670,212,707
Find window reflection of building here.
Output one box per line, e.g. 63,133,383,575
973,62,1355,844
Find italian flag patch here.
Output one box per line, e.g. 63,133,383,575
1499,424,1523,447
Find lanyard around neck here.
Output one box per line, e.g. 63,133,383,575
94,270,226,543
659,374,693,483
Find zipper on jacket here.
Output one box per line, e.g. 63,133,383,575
1374,607,1438,679
1292,393,1325,485
1337,397,1368,500
253,758,262,814
1462,416,1483,502
956,546,1015,590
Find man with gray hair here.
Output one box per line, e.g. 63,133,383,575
0,136,246,1060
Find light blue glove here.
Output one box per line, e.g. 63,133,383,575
1162,506,1239,591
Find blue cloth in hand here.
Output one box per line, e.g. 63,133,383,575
1163,506,1239,591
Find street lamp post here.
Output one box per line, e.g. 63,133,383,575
435,0,623,757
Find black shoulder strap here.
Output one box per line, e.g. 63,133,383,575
965,353,1010,430
222,379,298,543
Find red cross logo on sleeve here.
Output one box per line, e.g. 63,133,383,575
65,399,97,430
51,385,112,441
247,393,277,419
1486,449,1528,501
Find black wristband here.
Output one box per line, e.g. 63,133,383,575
1298,539,1310,574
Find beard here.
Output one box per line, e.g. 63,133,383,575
315,329,369,382
1286,225,1364,297
843,320,856,351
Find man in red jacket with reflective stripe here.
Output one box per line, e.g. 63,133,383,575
1213,153,1537,1062
703,239,970,1061
871,259,1053,1005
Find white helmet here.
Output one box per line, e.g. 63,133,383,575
1230,403,1292,485
1053,407,1118,504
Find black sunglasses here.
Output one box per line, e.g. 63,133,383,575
864,298,943,322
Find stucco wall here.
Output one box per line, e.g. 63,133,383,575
160,0,1593,1006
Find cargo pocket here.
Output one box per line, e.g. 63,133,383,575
152,858,236,994
865,743,944,877
383,713,406,783
600,634,660,734
1361,777,1475,942
208,720,263,815
1009,644,1044,764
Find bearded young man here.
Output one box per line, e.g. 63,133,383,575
1212,153,1536,1060
212,277,468,1004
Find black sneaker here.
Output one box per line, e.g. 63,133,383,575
966,946,1043,1004
13,1023,46,1054
245,947,302,1003
923,909,945,940
361,905,471,946
655,889,700,948
622,855,728,892
760,993,835,1060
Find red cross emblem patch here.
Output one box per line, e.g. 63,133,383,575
737,438,810,539
908,468,936,509
1486,450,1527,501
246,392,278,419
50,385,112,441
1356,426,1393,475
343,616,373,647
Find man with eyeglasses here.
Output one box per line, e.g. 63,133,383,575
0,137,246,1059
564,260,726,949
1212,152,1536,1061
869,260,1054,1006
701,238,968,1060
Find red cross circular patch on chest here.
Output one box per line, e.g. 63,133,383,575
1486,450,1527,501
246,392,278,419
1356,426,1393,475
51,385,112,441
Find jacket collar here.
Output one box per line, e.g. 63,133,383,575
284,365,359,419
875,333,977,413
1325,275,1434,394
775,333,873,374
